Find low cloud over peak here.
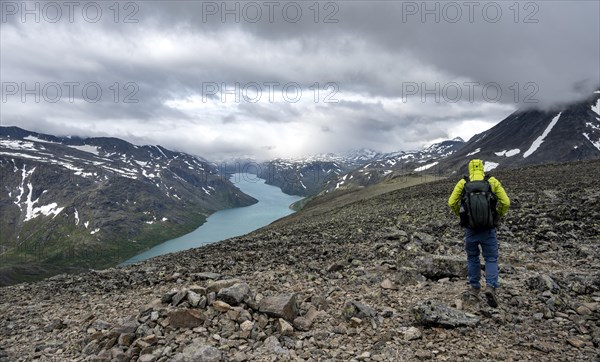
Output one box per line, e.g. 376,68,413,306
1,1,598,159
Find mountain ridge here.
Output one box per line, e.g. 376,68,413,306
0,126,257,285
437,91,600,174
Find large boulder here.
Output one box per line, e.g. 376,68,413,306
258,294,298,322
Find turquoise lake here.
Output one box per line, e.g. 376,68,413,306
122,173,302,265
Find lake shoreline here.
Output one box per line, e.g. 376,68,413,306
121,174,302,265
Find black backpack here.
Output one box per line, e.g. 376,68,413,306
460,175,498,230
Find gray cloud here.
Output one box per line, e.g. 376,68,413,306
1,1,598,159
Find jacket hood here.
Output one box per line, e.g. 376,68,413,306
468,159,485,180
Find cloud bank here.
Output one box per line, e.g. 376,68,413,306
1,1,598,159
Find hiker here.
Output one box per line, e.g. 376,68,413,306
448,159,510,308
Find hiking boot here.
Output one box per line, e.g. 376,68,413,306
485,286,498,308
467,287,480,297
462,287,480,306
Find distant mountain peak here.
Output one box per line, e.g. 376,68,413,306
435,93,600,173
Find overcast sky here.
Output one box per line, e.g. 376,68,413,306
1,1,598,160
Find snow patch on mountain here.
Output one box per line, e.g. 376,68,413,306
16,165,65,221
523,112,562,158
1,139,38,151
414,161,438,172
67,145,100,156
484,161,499,172
495,149,520,157
14,165,35,211
466,148,480,157
26,202,64,222
583,133,600,152
586,122,600,131
592,99,600,116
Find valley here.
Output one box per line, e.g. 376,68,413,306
0,160,598,361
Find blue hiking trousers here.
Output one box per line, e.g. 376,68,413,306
464,228,499,289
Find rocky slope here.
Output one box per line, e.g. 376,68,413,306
1,160,598,361
0,127,257,285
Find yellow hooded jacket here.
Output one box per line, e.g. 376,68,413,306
448,159,510,218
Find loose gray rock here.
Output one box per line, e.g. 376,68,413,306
187,290,202,307
207,279,242,294
413,300,480,328
217,283,250,306
561,272,600,295
42,319,65,332
395,267,427,285
91,319,112,331
327,262,345,272
342,300,376,320
193,272,222,281
113,320,138,334
171,290,188,307
293,316,312,331
262,335,288,355
527,274,560,293
161,290,178,304
277,318,294,336
259,294,298,322
138,354,157,362
167,309,206,329
404,326,422,341
198,296,207,309
414,255,467,280
207,292,216,305
183,340,222,362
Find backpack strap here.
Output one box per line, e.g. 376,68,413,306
463,175,470,183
